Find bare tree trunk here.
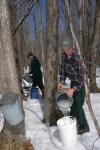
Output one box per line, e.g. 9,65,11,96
0,1,20,95
33,12,39,57
37,0,45,66
9,1,24,75
85,0,93,76
44,0,63,125
89,0,100,92
0,0,28,149
79,0,84,50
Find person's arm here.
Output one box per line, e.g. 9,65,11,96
72,54,84,91
29,61,33,74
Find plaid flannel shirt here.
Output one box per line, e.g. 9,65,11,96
59,50,84,91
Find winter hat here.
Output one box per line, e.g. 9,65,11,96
27,52,33,58
63,37,73,49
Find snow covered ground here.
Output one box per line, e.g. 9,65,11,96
24,93,100,150
0,68,100,150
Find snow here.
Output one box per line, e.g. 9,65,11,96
23,95,100,150
0,96,100,150
0,68,100,150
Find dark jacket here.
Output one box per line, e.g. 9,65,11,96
30,56,42,81
59,50,84,91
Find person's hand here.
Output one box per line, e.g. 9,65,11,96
57,83,63,91
65,88,75,97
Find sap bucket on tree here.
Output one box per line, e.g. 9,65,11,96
57,116,78,150
0,92,24,126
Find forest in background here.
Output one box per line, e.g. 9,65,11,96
0,0,100,150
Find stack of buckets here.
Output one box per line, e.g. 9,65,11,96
56,93,78,150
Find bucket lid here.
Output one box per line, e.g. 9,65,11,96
0,92,18,107
57,116,76,126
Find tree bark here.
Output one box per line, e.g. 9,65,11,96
44,0,63,125
79,0,84,50
37,0,45,66
89,0,100,92
0,0,28,149
86,0,93,76
33,12,39,57
0,0,20,95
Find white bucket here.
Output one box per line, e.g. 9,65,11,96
0,100,24,126
57,116,77,149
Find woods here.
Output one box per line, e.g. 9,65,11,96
0,0,100,149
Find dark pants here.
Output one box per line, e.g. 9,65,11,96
70,85,89,130
32,77,44,97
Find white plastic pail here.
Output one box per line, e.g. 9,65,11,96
1,100,24,126
57,116,77,149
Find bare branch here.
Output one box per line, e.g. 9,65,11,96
12,0,37,36
14,0,30,12
14,0,27,5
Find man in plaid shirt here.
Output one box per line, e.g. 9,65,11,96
58,38,89,134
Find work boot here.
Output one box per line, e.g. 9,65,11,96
77,128,89,134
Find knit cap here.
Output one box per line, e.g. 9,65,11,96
63,37,73,49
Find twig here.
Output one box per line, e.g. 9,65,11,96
12,0,36,36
